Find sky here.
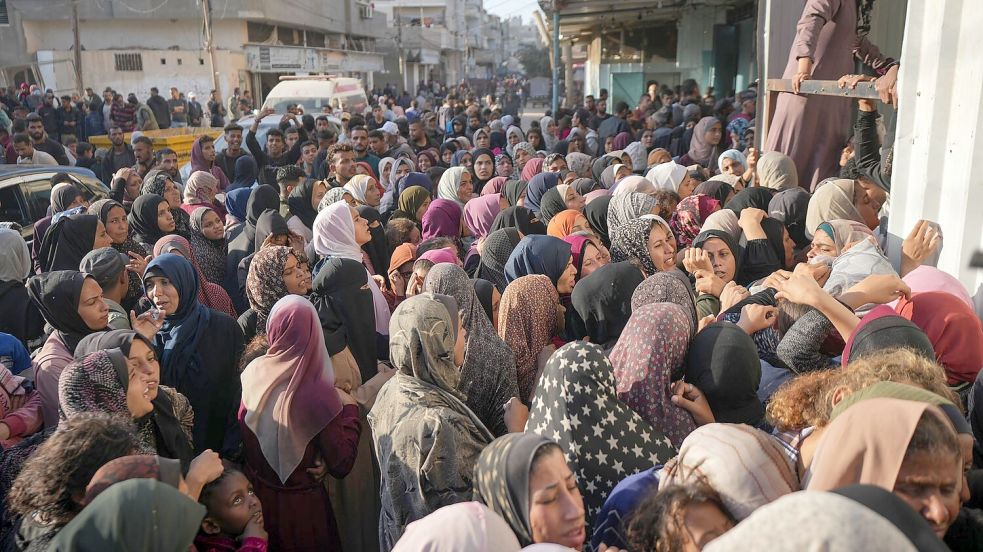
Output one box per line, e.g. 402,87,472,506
483,0,541,23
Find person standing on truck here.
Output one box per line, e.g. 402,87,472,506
146,87,171,129
168,87,189,128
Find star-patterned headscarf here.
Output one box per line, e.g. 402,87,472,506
526,341,677,535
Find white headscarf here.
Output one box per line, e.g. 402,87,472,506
438,166,469,207
344,174,376,205
646,161,688,193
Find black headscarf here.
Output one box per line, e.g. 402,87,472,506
537,187,568,224
38,214,99,272
472,278,495,323
27,271,104,352
73,330,194,469
310,257,378,380
768,187,811,249
358,206,391,287
426,166,447,188
761,216,788,269
571,177,602,196
476,228,521,292
843,309,936,364
287,179,320,228
584,195,613,247
504,179,529,207
685,321,764,425
693,229,745,284
470,148,496,190
127,194,170,246
832,485,950,552
51,183,82,213
591,155,616,182
242,185,281,245
253,210,290,251
693,179,735,206
569,262,644,349
490,206,547,236
726,187,776,215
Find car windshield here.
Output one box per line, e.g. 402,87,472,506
266,98,330,113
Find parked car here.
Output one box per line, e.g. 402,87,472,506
0,166,110,244
179,112,342,181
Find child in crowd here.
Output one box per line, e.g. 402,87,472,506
195,467,268,552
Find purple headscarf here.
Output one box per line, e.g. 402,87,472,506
421,198,462,240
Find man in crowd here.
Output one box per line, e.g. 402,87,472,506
276,165,305,218
168,87,189,128
56,96,83,144
367,129,388,159
146,87,171,129
589,98,609,130
155,147,183,185
215,123,247,181
408,119,434,154
325,143,356,188
597,100,630,146
102,126,136,176
102,88,116,132
367,104,386,131
110,94,136,132
349,125,379,177
13,133,57,165
132,135,156,177
298,141,318,177
37,92,60,138
245,107,308,169
187,92,204,127
132,95,159,131
26,113,71,165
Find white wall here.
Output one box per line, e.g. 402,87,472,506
23,19,245,52
675,5,728,85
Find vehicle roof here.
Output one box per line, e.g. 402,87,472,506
0,165,100,179
265,77,363,98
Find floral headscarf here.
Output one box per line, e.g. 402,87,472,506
669,194,721,248
245,245,293,335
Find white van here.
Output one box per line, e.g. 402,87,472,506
262,76,368,114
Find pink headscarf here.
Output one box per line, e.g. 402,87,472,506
520,158,544,181
463,194,502,241
419,246,462,267
893,266,974,309
190,136,231,191
480,176,508,196
241,295,343,483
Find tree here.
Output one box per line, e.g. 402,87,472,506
516,44,555,78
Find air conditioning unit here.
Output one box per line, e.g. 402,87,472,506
358,1,374,19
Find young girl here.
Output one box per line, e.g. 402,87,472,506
196,467,268,552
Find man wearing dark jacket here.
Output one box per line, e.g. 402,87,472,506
245,108,307,169
26,114,70,165
146,87,171,129
597,100,630,147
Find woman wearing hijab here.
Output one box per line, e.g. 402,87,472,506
480,176,508,197
389,186,431,224
504,235,576,293
805,397,962,539
805,178,880,239
227,154,258,191
312,202,391,336
547,210,592,239
685,321,764,425
606,192,659,232
0,230,45,347
144,253,243,453
153,235,236,318
142,169,192,239
49,479,206,552
369,294,495,550
382,158,416,214
128,194,176,251
224,186,252,235
451,149,473,169
358,206,391,286
498,275,562,404
462,194,503,272
610,216,676,276
234,209,295,305
423,264,519,437
436,166,474,208
30,183,85,272
226,185,280,295
610,302,696,448
396,172,433,197
768,187,812,250
584,195,613,247
392,502,521,551
756,151,798,192
700,208,742,237
568,262,644,351
523,172,560,217
670,194,721,249
377,157,396,188
68,330,194,467
678,117,723,170
27,271,109,428
421,198,463,241
37,214,111,273
88,198,146,309
240,295,360,552
538,184,585,224
495,153,514,179
472,433,585,550
631,272,698,325
694,178,736,206
345,175,382,210
240,245,310,343
286,179,328,243
470,148,496,193
717,149,748,178
476,228,521,292
190,135,230,191
895,292,983,385
503,179,528,208
505,126,525,157
539,116,558,150
188,206,227,286
520,158,544,182
526,342,676,534
415,150,438,173
181,171,226,222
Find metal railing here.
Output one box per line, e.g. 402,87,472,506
759,78,881,149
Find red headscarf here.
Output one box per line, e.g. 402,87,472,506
520,158,544,181
895,292,983,384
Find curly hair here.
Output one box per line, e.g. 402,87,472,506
627,483,735,552
651,190,680,221
8,413,139,525
767,347,957,432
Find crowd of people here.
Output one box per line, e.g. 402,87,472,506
0,1,980,550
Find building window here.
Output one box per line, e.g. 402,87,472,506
161,58,167,65
0,0,9,26
177,58,183,65
199,58,205,65
115,53,143,72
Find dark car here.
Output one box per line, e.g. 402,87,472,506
0,166,111,244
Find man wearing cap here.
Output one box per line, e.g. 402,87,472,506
80,247,137,330
380,121,413,159
187,92,204,127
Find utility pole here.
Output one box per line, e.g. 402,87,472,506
551,7,559,116
201,0,220,94
71,0,83,92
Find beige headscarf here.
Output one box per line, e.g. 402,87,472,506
805,179,864,240
756,151,798,191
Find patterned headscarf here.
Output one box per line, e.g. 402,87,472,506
727,117,751,150
84,455,182,505
669,194,721,248
631,272,697,326
606,192,658,231
498,275,558,403
610,303,696,447
610,216,673,275
476,228,521,292
183,171,218,205
473,432,556,546
188,207,226,285
318,187,352,212
245,245,293,335
527,341,676,528
423,264,519,436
